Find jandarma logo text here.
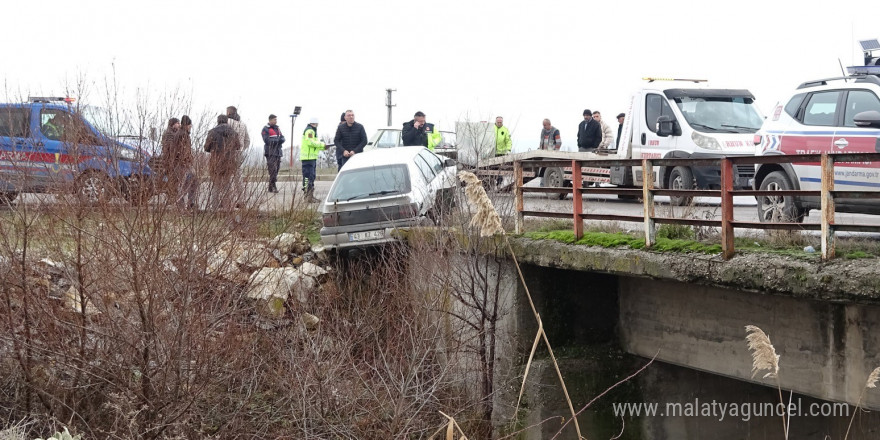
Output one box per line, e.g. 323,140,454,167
612,399,850,422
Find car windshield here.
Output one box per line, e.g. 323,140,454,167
673,97,764,133
328,164,411,202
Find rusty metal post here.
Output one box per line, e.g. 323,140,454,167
514,160,524,234
720,158,735,259
642,159,655,248
572,160,583,240
821,154,835,260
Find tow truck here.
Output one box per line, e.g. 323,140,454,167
470,79,765,204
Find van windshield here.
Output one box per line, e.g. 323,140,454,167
328,164,411,202
673,97,764,133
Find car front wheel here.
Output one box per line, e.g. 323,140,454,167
669,166,694,206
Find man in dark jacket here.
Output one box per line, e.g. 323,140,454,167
577,109,602,152
401,111,441,150
333,109,367,171
261,114,285,193
204,115,242,210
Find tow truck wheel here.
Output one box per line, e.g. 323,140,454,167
76,171,112,206
541,167,567,200
758,171,804,223
0,192,18,205
669,166,694,206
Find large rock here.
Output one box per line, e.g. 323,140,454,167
268,232,311,255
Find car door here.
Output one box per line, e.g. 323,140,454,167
830,88,880,208
413,152,440,214
0,106,32,192
783,90,842,192
636,93,677,186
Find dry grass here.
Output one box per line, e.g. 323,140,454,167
745,325,780,379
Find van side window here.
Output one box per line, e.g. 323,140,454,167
802,91,840,126
0,108,30,138
843,90,880,127
784,93,806,118
645,94,674,133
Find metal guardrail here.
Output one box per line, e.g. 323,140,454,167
512,153,880,260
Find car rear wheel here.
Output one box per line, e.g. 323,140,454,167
0,192,18,205
669,166,694,206
758,171,804,223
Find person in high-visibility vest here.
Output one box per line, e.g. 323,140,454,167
402,111,442,151
494,116,512,156
301,117,327,203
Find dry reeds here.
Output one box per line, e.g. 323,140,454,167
745,325,780,379
457,171,504,237
744,325,787,439
844,365,880,440
453,171,583,439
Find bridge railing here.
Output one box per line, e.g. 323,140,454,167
511,153,880,260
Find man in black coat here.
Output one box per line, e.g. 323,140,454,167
333,109,368,171
577,109,602,152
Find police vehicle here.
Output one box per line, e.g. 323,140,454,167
0,97,153,204
754,39,880,222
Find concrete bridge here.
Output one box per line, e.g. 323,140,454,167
473,237,880,438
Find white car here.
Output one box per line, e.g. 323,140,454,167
364,127,457,159
320,146,458,252
754,66,880,222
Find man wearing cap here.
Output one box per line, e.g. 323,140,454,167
577,109,601,153
261,114,285,193
301,117,327,203
333,109,367,171
616,113,626,150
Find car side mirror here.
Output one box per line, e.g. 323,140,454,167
443,158,457,168
853,110,880,129
656,115,681,137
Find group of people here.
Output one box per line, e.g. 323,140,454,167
540,110,626,153
157,106,627,209
159,106,248,210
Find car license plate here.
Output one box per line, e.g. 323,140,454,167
349,230,384,242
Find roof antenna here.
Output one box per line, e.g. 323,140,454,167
838,58,848,82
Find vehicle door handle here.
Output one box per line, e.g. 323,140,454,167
833,138,848,149
641,133,646,145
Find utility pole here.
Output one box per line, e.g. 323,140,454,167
289,106,302,168
385,88,396,127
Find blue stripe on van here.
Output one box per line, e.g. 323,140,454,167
800,177,880,188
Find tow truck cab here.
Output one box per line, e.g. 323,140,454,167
0,97,153,204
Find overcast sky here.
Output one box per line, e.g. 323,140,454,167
4,0,878,153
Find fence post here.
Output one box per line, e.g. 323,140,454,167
642,159,655,248
821,154,835,260
720,158,735,259
572,160,583,240
514,160,524,234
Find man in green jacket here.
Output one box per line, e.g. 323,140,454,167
301,117,327,203
494,116,512,156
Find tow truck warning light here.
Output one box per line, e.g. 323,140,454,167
847,65,880,75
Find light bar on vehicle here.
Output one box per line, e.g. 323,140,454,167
27,96,76,103
847,65,880,75
643,77,708,83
